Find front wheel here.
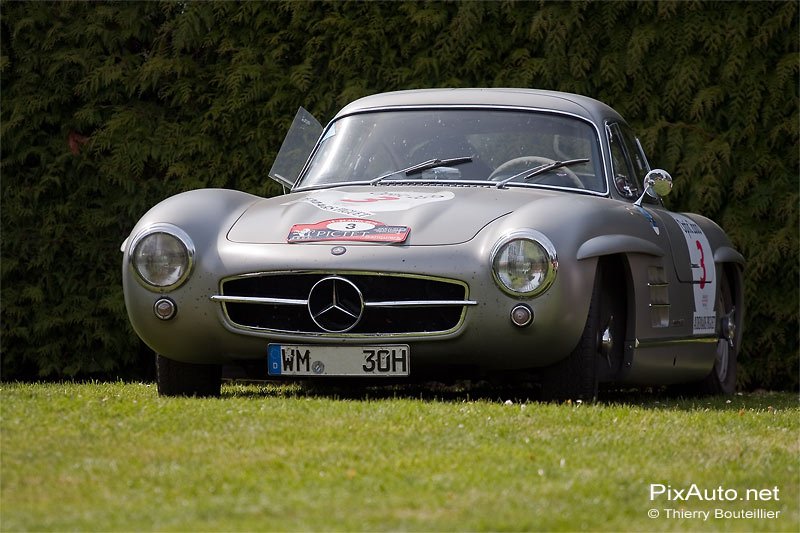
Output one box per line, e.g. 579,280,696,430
156,354,222,397
540,263,625,401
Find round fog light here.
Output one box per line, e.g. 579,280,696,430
511,304,533,327
154,298,177,320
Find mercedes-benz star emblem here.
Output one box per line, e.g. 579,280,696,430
307,276,364,333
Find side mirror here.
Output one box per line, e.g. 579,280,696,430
634,169,672,206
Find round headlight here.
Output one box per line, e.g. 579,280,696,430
490,230,557,297
130,224,194,291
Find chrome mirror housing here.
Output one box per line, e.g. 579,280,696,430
634,169,672,206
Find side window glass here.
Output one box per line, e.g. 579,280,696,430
618,124,650,187
607,123,639,199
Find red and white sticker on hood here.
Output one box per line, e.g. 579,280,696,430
288,219,410,243
283,190,455,218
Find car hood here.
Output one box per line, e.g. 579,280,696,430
227,186,551,245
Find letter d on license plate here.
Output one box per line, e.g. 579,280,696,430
268,344,410,377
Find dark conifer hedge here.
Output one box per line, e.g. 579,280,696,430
1,1,797,388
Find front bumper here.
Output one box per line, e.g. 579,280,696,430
123,235,596,371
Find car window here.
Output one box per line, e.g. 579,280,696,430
299,109,606,193
268,108,323,187
618,124,650,186
607,123,637,198
607,122,650,200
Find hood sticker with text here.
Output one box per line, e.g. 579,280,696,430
287,218,410,244
283,190,455,218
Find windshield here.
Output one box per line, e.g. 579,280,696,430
296,109,605,193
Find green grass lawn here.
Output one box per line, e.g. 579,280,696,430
1,382,797,532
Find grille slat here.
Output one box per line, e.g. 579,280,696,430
216,272,473,336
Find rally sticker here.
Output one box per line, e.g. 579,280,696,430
625,205,660,235
669,213,715,334
284,190,455,218
287,218,410,243
636,206,660,235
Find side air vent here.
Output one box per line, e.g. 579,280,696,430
648,266,670,328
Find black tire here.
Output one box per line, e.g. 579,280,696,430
540,262,625,402
156,354,222,397
689,267,739,395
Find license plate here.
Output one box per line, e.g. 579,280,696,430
267,344,410,377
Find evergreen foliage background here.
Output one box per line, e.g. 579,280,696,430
1,1,797,388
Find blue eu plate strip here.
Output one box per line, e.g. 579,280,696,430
268,345,282,375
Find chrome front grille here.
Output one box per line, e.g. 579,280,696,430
212,272,476,337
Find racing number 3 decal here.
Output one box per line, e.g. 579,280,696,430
670,213,715,335
696,240,706,289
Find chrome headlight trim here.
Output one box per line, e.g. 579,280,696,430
128,223,195,292
489,229,558,298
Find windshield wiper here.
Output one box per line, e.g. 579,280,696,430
370,156,473,185
495,158,590,189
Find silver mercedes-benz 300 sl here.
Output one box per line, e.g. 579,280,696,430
122,89,744,399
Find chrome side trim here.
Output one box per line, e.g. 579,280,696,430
637,336,718,348
210,295,307,306
365,300,477,308
210,296,477,308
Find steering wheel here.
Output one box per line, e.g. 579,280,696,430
488,156,584,189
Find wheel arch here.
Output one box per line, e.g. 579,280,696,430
594,253,634,382
721,261,745,350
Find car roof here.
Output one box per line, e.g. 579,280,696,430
334,88,625,125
